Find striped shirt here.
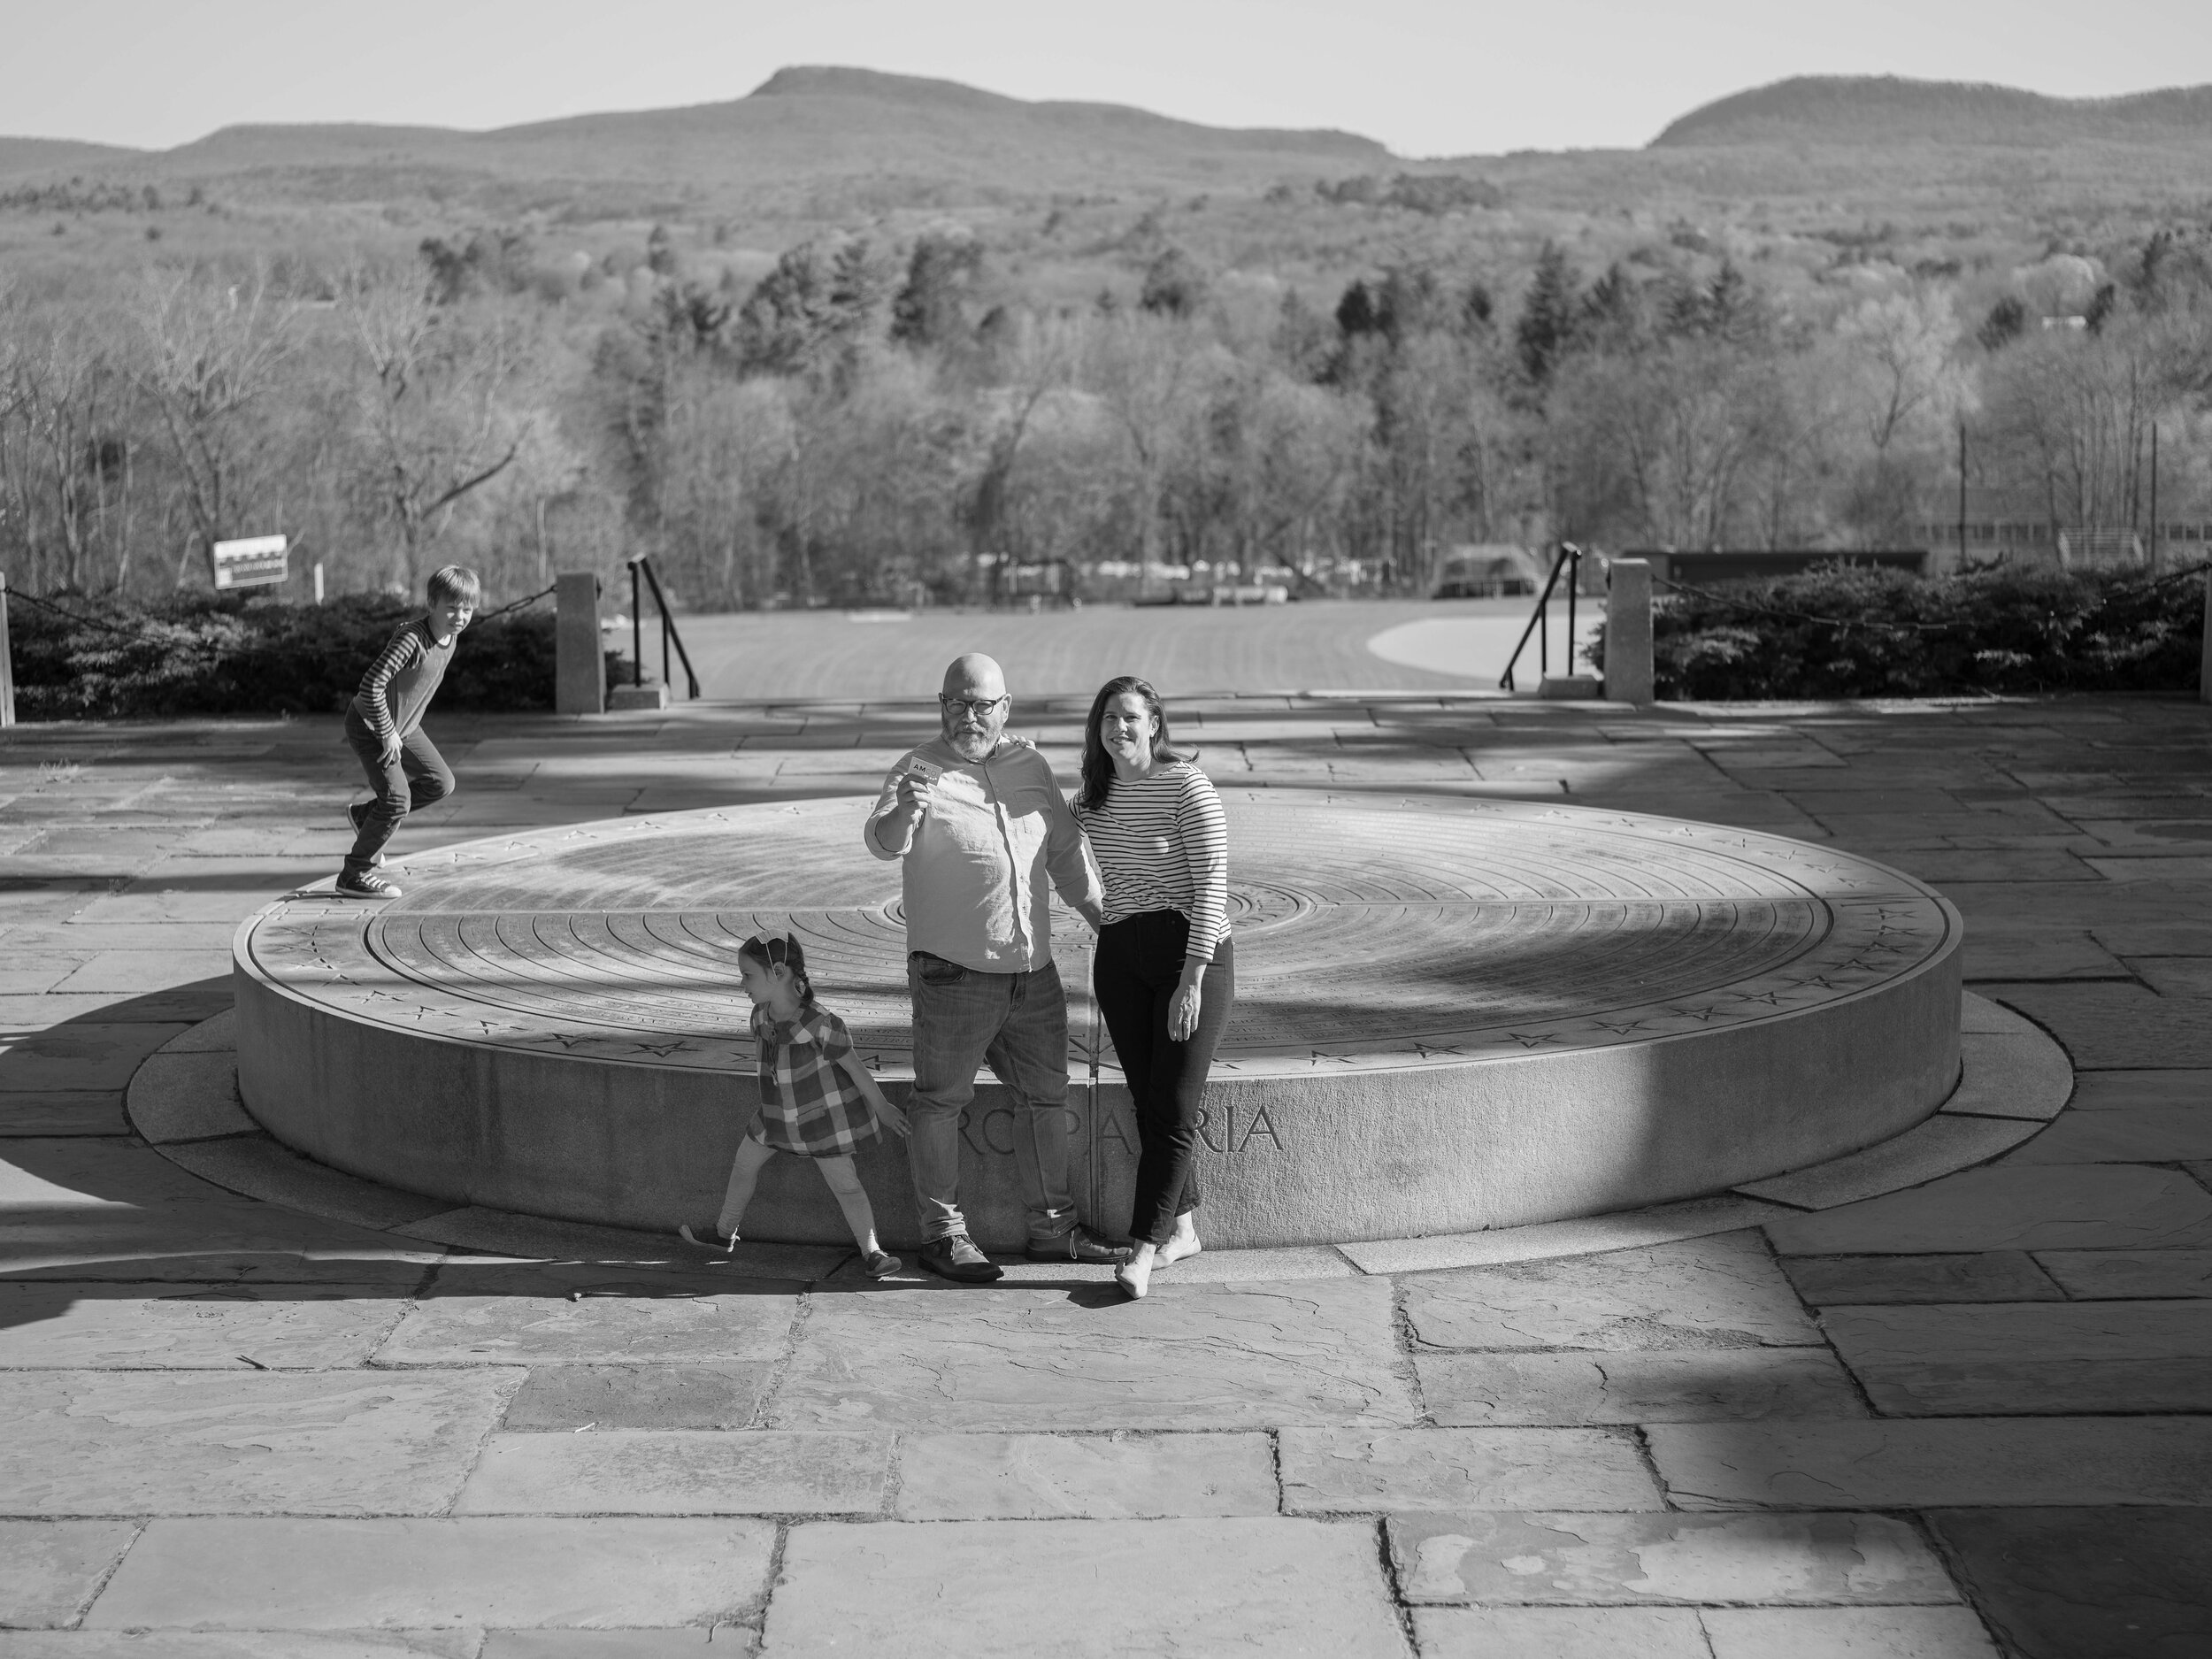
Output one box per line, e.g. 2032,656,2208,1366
350,619,455,745
1075,762,1230,963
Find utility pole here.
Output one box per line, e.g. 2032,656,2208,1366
2148,422,2159,570
1956,419,1969,569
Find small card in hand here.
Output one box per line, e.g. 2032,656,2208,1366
902,758,941,784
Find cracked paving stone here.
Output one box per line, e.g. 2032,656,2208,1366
767,1279,1416,1430
0,1518,140,1627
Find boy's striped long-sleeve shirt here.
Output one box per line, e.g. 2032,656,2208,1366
1074,761,1231,963
350,618,455,747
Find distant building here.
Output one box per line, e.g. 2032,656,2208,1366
1432,544,1548,598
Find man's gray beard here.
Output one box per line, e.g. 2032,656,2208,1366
948,729,995,761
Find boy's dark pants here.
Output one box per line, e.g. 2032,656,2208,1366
1092,910,1235,1247
342,710,454,879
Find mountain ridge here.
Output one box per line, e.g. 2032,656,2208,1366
1655,74,2212,147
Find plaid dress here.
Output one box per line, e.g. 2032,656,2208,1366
747,1002,880,1159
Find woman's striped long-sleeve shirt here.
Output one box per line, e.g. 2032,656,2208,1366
1074,761,1230,963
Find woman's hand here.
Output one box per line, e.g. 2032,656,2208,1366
1170,978,1202,1042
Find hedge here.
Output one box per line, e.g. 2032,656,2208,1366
3,590,624,720
1588,564,2208,700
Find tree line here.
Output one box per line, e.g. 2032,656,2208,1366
3,219,2208,611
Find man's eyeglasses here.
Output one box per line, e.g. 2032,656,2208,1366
939,695,1009,718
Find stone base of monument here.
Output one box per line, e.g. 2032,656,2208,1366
234,793,1961,1252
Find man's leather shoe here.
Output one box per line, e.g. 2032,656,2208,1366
1026,1225,1132,1264
918,1232,1003,1283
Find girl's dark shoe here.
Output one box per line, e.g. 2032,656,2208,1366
334,871,402,899
862,1250,902,1279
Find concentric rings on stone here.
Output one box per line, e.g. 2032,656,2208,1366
234,792,1963,1248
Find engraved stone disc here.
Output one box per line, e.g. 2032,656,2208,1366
234,792,1962,1249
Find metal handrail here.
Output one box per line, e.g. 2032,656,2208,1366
1499,543,1584,692
626,557,701,699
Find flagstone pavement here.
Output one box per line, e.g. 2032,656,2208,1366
2,688,2209,1657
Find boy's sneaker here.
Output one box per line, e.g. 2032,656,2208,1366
918,1233,1002,1284
862,1250,902,1279
1025,1225,1131,1265
334,870,402,899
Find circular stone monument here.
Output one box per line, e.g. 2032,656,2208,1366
233,792,1962,1249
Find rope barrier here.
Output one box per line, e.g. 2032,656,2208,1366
472,584,557,623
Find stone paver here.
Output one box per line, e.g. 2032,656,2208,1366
893,1431,1279,1519
1823,1300,2212,1414
771,1279,1416,1428
760,1517,1409,1657
376,1293,795,1367
0,1369,520,1516
2035,1248,2212,1299
1701,1606,2002,1658
1648,1417,2212,1509
1387,1509,1955,1604
501,1363,777,1431
88,1517,773,1630
0,1283,403,1369
1277,1426,1661,1511
1417,1347,1864,1425
7,692,2212,1649
123,1050,256,1143
1412,1606,1709,1659
1763,1164,2212,1255
455,1430,891,1515
1926,1507,2212,1659
1780,1251,2063,1305
1402,1233,1816,1350
0,1518,139,1627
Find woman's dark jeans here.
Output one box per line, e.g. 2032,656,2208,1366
1092,910,1235,1247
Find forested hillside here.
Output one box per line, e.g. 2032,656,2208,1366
2,70,2208,611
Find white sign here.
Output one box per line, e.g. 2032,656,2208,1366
211,534,288,590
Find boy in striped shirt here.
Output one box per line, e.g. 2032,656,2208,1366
335,565,479,899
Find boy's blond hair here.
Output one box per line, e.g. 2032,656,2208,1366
427,565,481,605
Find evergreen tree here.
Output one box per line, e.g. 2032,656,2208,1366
1515,242,1581,384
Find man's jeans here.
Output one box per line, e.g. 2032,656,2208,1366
907,951,1076,1246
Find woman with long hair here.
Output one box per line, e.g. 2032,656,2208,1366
1074,675,1233,1299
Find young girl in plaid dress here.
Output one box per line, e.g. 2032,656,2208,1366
681,933,908,1277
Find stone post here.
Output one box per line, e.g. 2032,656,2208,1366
1604,557,1655,704
555,572,604,716
2201,568,2211,706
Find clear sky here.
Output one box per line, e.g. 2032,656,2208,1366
5,0,2206,157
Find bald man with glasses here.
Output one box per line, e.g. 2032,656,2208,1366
867,654,1129,1282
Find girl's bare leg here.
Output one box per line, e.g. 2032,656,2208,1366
815,1156,885,1256
696,1134,775,1244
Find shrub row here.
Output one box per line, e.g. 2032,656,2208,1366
1590,564,2208,700
4,591,622,720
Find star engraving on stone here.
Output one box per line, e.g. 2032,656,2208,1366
1595,1020,1655,1035
1412,1042,1466,1059
630,1040,689,1056
1501,1031,1565,1048
1664,1004,1724,1022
